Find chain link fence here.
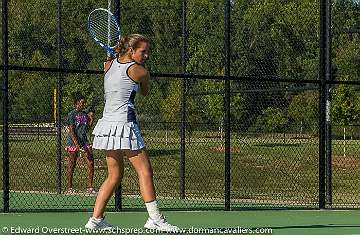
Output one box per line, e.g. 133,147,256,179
1,0,360,211
331,0,360,208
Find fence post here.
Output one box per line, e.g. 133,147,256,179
324,3,332,208
56,0,63,195
325,89,332,206
2,0,10,213
179,0,187,200
114,0,123,211
319,0,332,209
224,0,231,211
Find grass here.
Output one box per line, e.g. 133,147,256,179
1,129,360,211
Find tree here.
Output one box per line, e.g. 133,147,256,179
231,0,319,131
186,0,224,75
159,79,199,141
288,91,318,134
121,0,182,73
332,0,360,155
332,85,360,156
251,107,288,133
9,72,56,123
3,0,360,134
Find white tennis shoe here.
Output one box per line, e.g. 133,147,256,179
85,217,114,231
144,215,180,233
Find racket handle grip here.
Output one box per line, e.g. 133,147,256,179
104,56,113,62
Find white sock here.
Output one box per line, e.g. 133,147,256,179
91,217,103,222
145,200,161,220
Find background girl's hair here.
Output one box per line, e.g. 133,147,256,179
72,92,85,104
114,34,149,57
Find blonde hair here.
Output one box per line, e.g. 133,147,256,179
114,34,149,57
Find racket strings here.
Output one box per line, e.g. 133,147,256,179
88,11,119,48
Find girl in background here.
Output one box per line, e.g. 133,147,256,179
65,92,97,195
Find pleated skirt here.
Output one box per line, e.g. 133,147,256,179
92,119,145,150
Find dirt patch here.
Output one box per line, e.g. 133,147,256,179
332,155,360,169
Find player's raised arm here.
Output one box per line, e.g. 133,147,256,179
128,65,150,96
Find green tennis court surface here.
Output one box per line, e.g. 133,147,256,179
0,210,359,235
1,191,319,211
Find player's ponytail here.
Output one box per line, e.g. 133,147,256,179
114,34,149,57
114,37,127,56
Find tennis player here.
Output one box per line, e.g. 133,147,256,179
85,34,179,233
65,92,97,195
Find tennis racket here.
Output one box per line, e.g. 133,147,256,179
87,8,120,57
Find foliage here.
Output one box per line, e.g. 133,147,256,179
288,90,318,133
251,107,288,132
332,85,360,125
1,0,359,132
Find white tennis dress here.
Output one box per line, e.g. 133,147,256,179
92,60,145,150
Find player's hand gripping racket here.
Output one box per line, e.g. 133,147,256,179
87,8,120,58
